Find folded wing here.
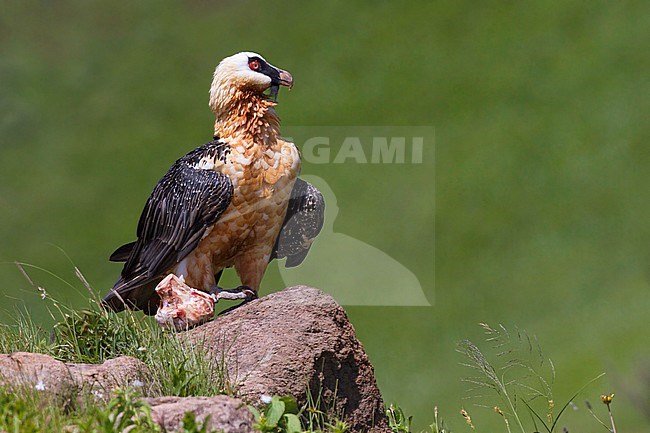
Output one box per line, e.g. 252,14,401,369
270,178,325,267
104,142,233,313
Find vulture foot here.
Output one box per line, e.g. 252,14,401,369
210,285,257,314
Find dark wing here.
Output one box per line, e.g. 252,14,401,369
270,178,325,267
103,143,233,314
109,241,135,262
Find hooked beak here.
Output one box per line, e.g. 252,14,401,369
269,68,293,101
277,69,293,88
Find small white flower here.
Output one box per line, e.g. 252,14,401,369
260,394,272,404
137,346,147,352
35,380,46,391
131,379,144,388
93,390,104,399
38,287,47,300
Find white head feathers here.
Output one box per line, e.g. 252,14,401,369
209,52,274,114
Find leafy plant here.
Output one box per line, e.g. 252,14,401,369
90,387,161,433
0,384,224,433
250,395,303,433
0,388,42,433
387,404,412,433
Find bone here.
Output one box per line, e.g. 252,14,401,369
154,274,215,331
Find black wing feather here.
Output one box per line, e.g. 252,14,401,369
109,241,136,262
104,141,233,313
270,178,325,267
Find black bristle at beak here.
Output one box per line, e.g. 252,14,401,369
268,84,280,102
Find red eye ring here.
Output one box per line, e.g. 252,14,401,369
249,60,261,71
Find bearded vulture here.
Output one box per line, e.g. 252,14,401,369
103,52,325,315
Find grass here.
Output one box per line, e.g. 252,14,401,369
0,265,363,433
452,323,614,433
380,324,621,433
0,385,218,433
0,272,625,433
1,263,232,398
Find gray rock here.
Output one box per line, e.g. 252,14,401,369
0,287,389,432
145,395,255,433
0,352,75,396
67,355,155,398
186,286,389,433
0,352,153,399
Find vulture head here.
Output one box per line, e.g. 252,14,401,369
209,51,293,115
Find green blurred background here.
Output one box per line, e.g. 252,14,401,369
1,1,649,431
